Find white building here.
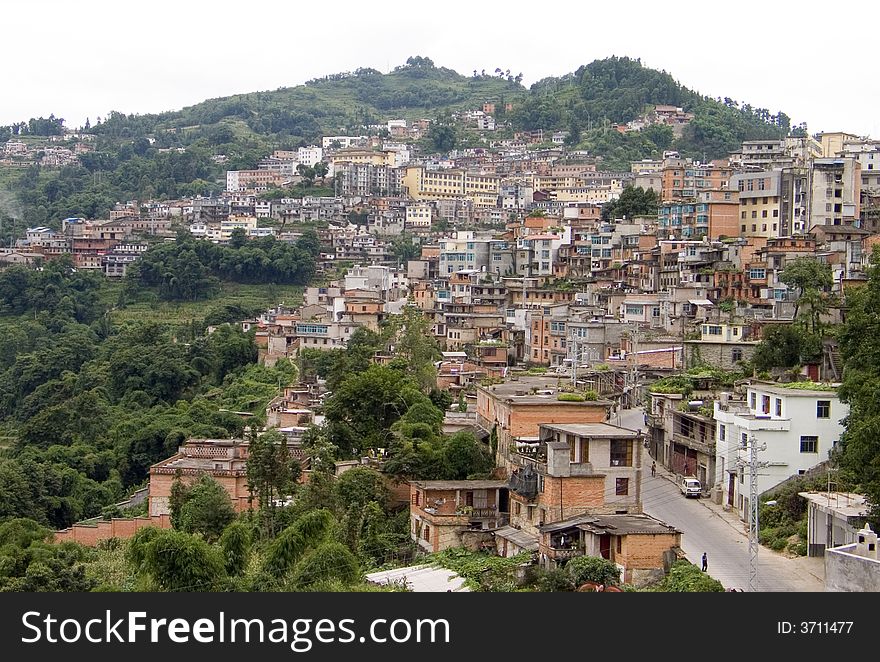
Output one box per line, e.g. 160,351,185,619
713,382,848,521
321,136,367,150
226,170,240,193
297,146,323,167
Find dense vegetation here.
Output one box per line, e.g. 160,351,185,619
517,56,790,169
0,257,297,529
127,230,320,301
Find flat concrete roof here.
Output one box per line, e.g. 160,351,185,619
799,492,868,517
480,376,612,405
411,480,508,490
542,423,641,438
749,382,840,396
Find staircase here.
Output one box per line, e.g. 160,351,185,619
825,343,842,381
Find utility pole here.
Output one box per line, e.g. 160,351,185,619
739,433,767,592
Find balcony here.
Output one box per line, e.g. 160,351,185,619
545,546,584,561
672,432,713,456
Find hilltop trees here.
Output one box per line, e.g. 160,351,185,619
601,186,659,221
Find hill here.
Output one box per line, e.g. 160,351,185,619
0,56,792,226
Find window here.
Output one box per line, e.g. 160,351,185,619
719,424,726,441
749,393,756,409
465,491,474,507
610,440,632,467
423,524,431,541
817,400,830,419
706,325,722,336
412,491,421,506
514,501,521,515
741,433,748,449
800,436,818,453
616,478,629,496
775,398,782,417
749,268,766,280
616,537,622,554
762,395,770,414
732,348,743,362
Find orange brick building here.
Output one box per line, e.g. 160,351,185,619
537,513,681,585
409,480,509,553
476,376,613,472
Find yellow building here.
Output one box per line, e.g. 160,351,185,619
330,148,396,169
403,166,500,207
732,171,783,237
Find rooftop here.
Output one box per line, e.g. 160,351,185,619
580,513,681,536
365,565,470,592
493,526,539,551
541,423,641,438
750,381,839,396
479,376,612,406
799,492,868,518
411,480,508,491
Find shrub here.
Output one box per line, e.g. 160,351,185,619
529,567,575,592
558,393,586,402
656,560,723,592
219,521,253,576
566,556,621,586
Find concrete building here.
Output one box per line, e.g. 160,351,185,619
807,158,861,230
732,170,783,237
824,523,880,592
713,382,848,521
409,480,509,553
799,492,868,557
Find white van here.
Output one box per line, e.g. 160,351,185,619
680,477,702,498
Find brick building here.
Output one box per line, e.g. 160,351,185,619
409,480,509,553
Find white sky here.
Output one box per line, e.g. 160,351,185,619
3,0,878,137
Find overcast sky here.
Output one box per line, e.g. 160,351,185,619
4,1,878,137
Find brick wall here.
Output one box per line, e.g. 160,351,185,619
53,515,171,546
149,471,250,517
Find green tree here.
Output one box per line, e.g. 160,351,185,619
837,247,880,527
601,186,659,221
426,124,457,153
289,541,361,589
263,509,334,577
175,475,236,542
334,467,390,512
780,257,834,334
219,520,253,576
140,530,226,591
246,429,301,536
752,325,821,371
443,431,493,479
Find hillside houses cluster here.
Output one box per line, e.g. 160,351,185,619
15,113,878,582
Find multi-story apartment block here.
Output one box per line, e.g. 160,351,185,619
732,170,783,237
807,158,861,229
713,382,849,521
402,166,500,207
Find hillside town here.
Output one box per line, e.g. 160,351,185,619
12,108,876,593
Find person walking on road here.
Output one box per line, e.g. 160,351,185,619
701,552,708,572
651,461,656,477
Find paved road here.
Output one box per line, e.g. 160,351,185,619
615,407,823,592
